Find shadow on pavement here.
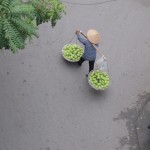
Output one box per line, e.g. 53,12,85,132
85,78,110,100
61,56,80,69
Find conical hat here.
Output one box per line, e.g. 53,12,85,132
87,29,100,44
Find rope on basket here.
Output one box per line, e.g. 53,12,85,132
69,34,76,43
93,44,110,73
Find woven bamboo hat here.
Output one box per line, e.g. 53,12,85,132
87,29,100,44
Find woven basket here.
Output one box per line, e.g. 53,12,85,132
88,70,110,90
62,43,84,62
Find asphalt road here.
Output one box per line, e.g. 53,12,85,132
0,0,150,150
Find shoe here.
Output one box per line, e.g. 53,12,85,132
78,61,81,66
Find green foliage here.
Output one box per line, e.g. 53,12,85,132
29,0,66,27
0,0,38,53
0,0,65,53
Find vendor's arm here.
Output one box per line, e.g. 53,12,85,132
75,30,87,45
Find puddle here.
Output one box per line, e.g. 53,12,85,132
114,92,150,150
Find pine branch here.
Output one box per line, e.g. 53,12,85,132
9,39,18,53
3,19,26,52
9,0,21,7
10,22,25,49
11,4,35,18
11,17,38,37
1,0,10,7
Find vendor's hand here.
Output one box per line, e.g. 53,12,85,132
75,30,80,34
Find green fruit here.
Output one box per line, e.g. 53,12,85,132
89,70,110,89
63,44,84,61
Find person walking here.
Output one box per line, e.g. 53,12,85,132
75,29,100,77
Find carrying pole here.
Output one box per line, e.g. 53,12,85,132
80,31,106,59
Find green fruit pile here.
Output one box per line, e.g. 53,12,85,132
88,70,110,90
63,44,84,62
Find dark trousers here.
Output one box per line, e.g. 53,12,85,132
78,57,95,73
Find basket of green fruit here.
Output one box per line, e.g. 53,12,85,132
88,70,110,90
62,44,84,62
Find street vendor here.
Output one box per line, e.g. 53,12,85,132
75,29,100,77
